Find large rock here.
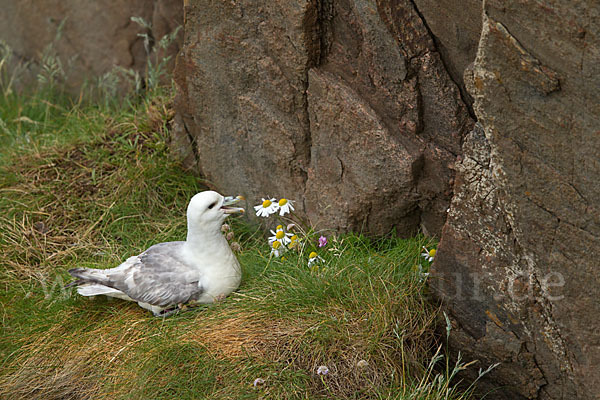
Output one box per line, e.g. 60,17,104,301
0,0,182,93
172,0,472,236
172,1,314,211
432,1,600,398
412,0,482,110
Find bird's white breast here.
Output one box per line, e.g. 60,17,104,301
181,240,241,303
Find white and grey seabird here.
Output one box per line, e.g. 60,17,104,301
67,191,245,317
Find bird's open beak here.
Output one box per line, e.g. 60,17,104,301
221,195,245,214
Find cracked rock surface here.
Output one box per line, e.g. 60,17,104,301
174,0,599,397
432,1,600,398
172,0,471,236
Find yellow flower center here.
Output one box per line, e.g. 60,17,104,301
262,199,272,208
291,235,298,241
278,198,288,206
276,231,285,240
272,241,281,249
309,251,317,259
429,249,436,257
276,224,283,230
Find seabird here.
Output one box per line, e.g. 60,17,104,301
66,191,245,317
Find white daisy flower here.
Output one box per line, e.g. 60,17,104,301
254,198,278,217
308,251,324,268
268,224,293,246
271,240,284,258
421,246,436,262
277,198,295,216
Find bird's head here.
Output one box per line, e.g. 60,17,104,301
187,191,245,231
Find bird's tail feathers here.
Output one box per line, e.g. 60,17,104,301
64,278,84,288
66,267,110,288
76,284,122,297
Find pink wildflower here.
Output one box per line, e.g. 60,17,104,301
318,235,327,247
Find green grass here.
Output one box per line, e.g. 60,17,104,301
0,82,487,399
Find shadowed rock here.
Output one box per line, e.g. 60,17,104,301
172,0,472,236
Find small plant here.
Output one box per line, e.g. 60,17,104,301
414,245,436,281
131,16,181,91
36,18,77,92
253,197,331,272
0,40,29,99
91,16,180,105
94,70,124,108
405,312,500,399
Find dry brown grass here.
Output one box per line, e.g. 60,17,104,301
1,308,144,399
0,302,438,400
2,146,116,279
0,307,306,399
1,102,183,281
180,312,305,359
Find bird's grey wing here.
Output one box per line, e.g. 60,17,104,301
107,242,204,307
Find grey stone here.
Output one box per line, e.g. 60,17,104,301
432,1,600,398
173,0,472,236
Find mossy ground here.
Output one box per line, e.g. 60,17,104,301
0,84,484,399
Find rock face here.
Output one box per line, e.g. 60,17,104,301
412,0,482,111
0,0,182,93
432,1,600,399
173,0,472,236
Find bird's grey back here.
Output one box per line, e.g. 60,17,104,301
107,241,205,307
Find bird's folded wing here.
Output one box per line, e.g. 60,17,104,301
108,242,204,307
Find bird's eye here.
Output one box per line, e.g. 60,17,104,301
208,202,217,210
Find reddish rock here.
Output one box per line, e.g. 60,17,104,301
0,0,182,93
173,0,472,236
412,0,483,109
172,0,316,207
304,68,421,234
